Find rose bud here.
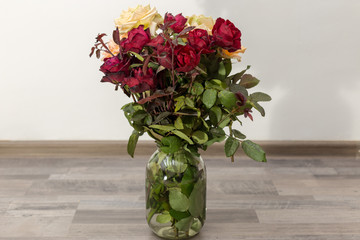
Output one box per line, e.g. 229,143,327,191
164,13,187,33
120,25,151,53
188,29,214,54
212,17,241,52
175,45,200,72
235,92,247,106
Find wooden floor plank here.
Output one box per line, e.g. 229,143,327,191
0,141,359,239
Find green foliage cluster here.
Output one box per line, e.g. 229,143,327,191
123,54,271,162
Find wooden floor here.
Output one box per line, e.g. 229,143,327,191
0,141,359,240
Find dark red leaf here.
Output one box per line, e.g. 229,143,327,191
113,28,121,45
178,26,195,37
96,49,101,59
137,91,171,104
89,47,95,57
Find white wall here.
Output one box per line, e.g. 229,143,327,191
0,0,359,141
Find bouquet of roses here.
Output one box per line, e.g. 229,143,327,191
90,5,271,162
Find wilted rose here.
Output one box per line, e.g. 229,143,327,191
120,25,150,53
100,55,130,74
188,29,214,54
175,45,200,72
123,68,156,93
164,13,187,33
212,18,241,52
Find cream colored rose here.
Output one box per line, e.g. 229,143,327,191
114,5,162,35
219,46,247,62
187,14,215,34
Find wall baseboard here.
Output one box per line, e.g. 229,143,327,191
0,141,358,159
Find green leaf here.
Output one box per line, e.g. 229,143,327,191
181,166,196,196
210,127,225,138
218,114,231,128
129,63,143,69
209,106,222,125
149,125,175,132
160,136,182,154
153,112,171,124
174,117,184,129
241,140,267,162
218,61,226,79
205,79,227,91
232,129,246,139
156,212,171,223
225,136,240,157
172,130,194,144
127,131,139,158
229,84,248,97
218,90,238,110
250,101,265,117
169,209,191,221
191,218,202,232
185,97,195,108
202,89,217,109
174,216,193,231
240,74,260,88
192,131,208,144
128,51,144,61
144,115,152,125
190,82,204,96
169,189,190,212
188,180,205,218
174,97,185,112
231,65,251,83
131,110,148,121
224,58,232,76
250,92,272,102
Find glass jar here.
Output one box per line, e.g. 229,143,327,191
145,148,206,239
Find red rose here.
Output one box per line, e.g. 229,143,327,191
147,35,165,48
188,29,214,54
120,25,150,53
100,55,130,74
212,18,241,52
164,13,187,33
157,44,172,69
124,68,156,93
175,45,200,72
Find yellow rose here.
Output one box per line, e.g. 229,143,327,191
114,5,162,35
219,46,247,62
187,14,215,34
